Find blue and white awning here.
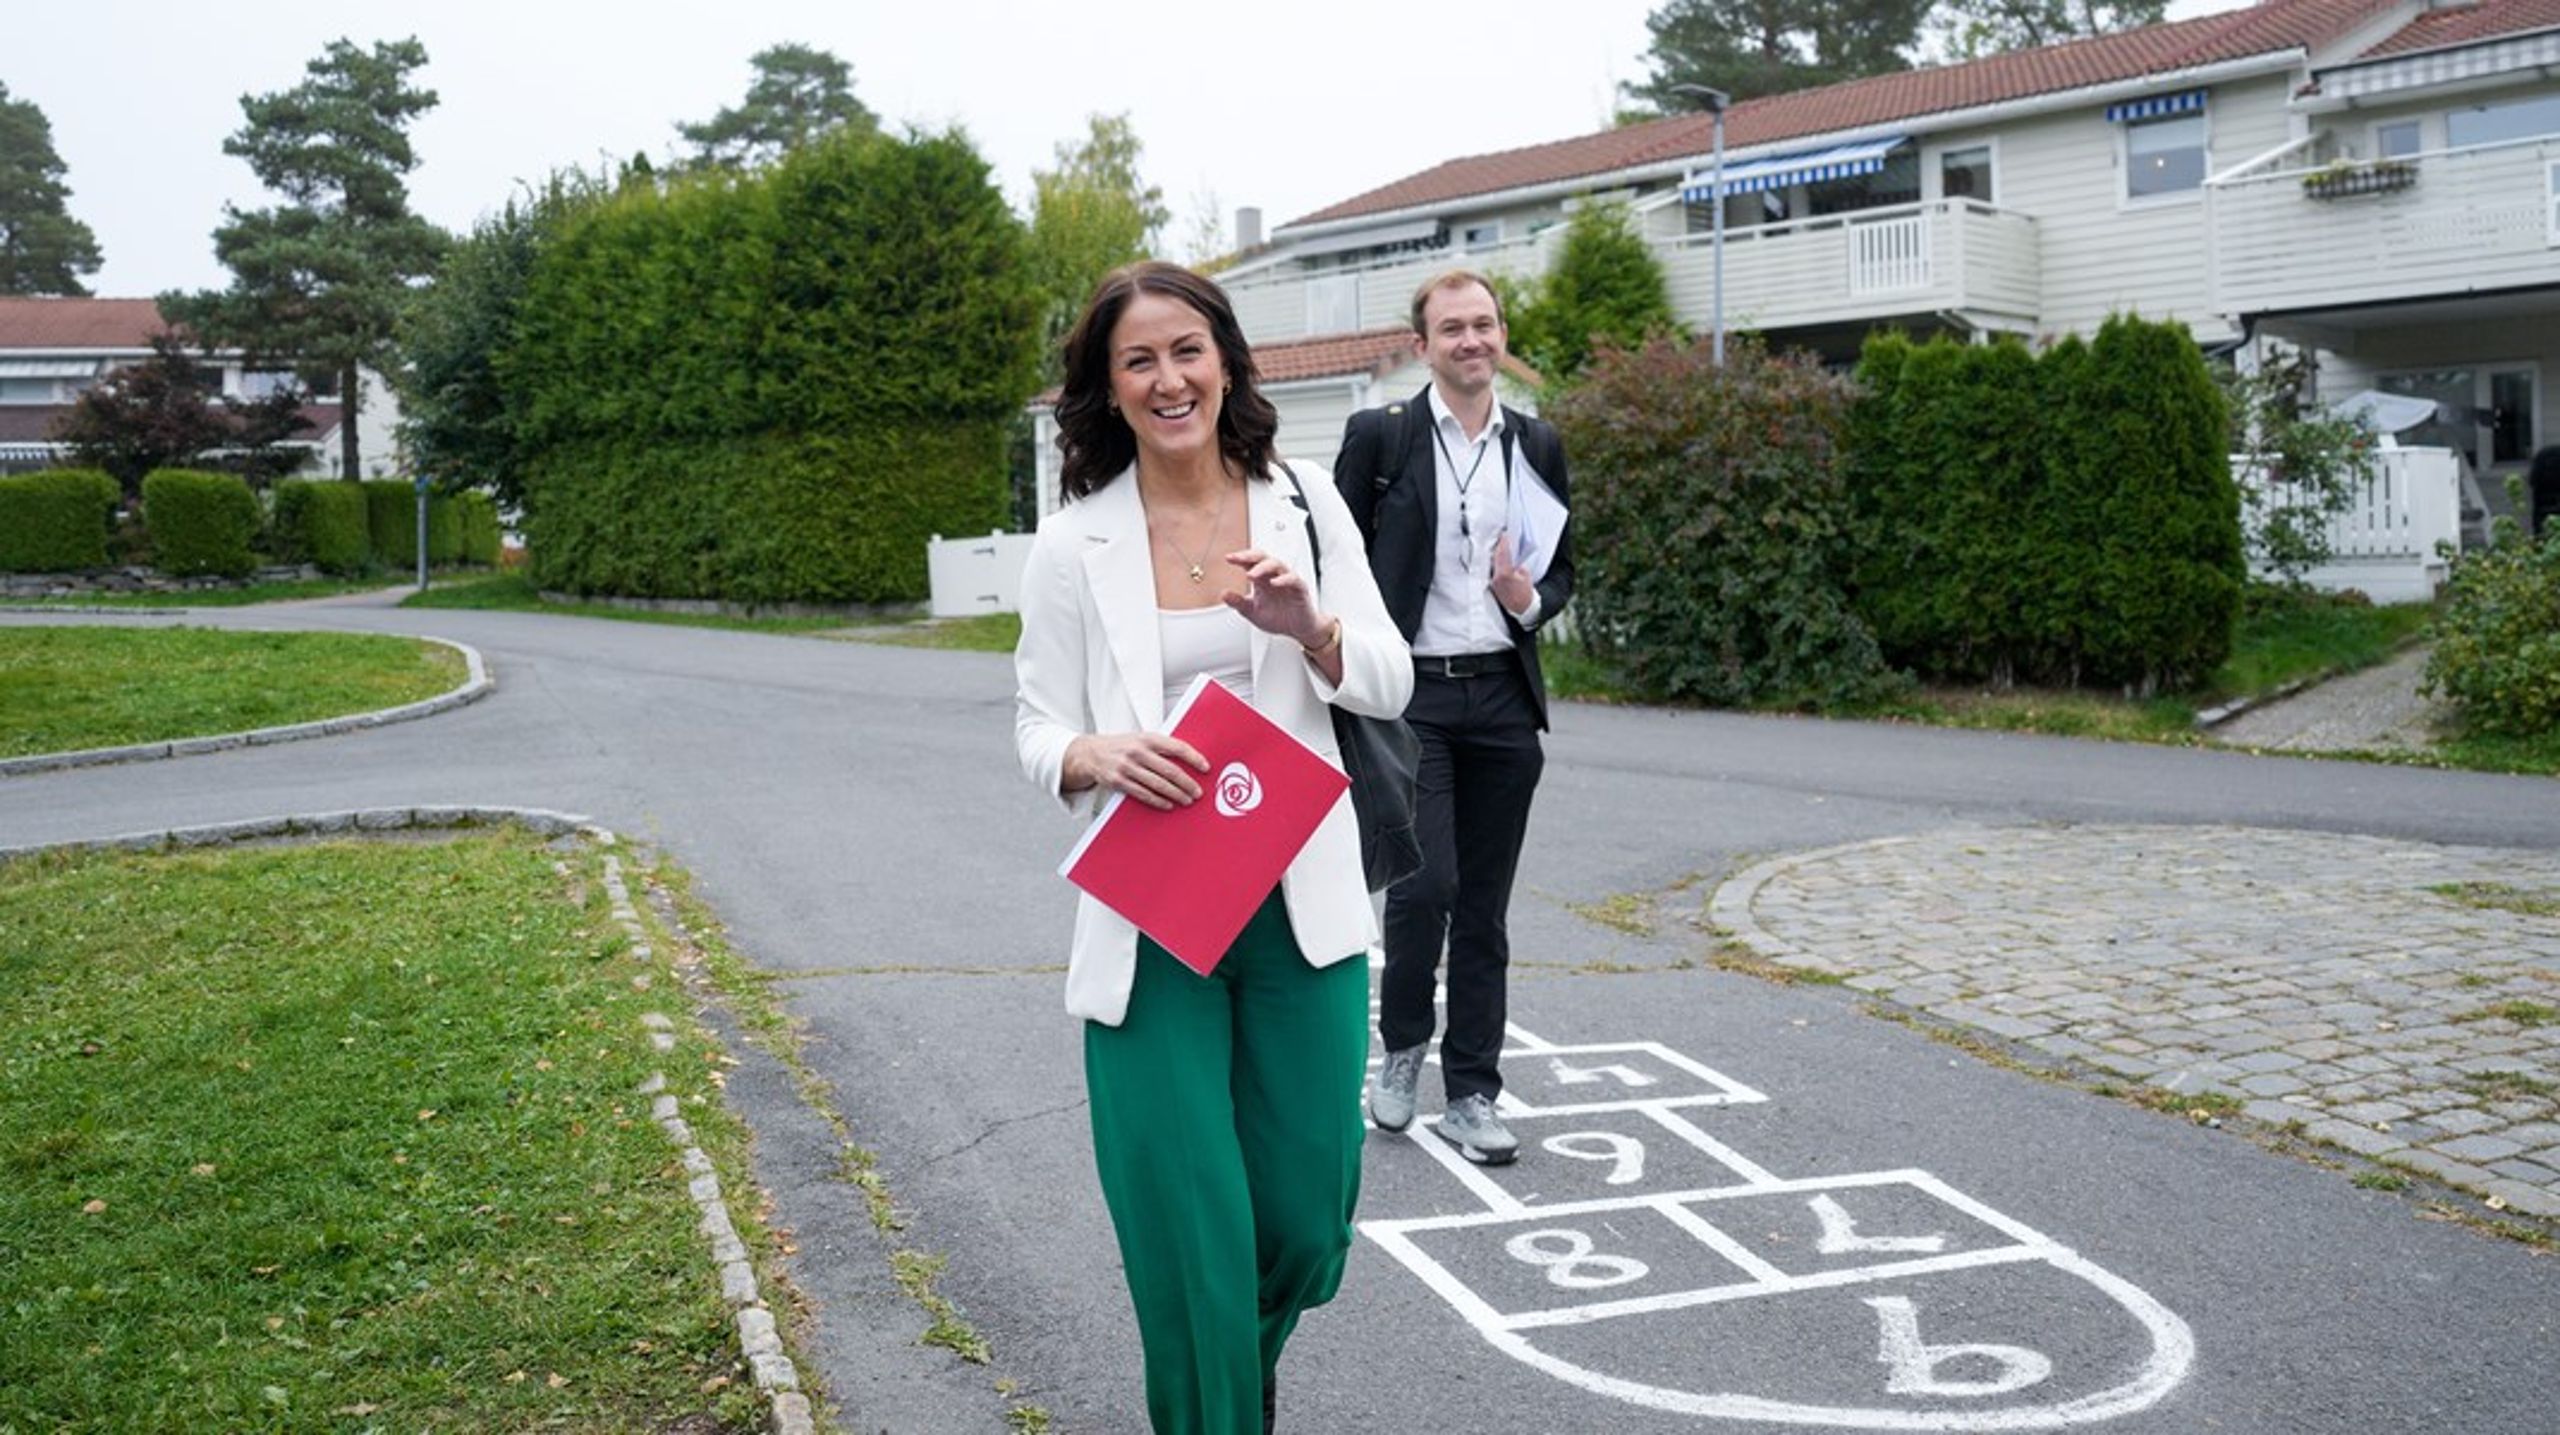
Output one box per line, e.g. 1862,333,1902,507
2104,89,2206,123
1681,135,1907,201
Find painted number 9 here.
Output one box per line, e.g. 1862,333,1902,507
1542,1130,1648,1186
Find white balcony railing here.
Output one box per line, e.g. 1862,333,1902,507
1222,200,2041,347
2208,136,2560,317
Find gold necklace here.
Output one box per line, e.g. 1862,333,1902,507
1151,477,1231,584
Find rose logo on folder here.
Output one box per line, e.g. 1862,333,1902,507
1059,676,1350,976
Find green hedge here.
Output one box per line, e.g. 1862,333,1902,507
271,480,373,574
458,491,501,564
364,480,417,567
140,469,259,579
1845,315,2240,694
503,127,1038,604
0,469,119,572
1548,334,1896,707
426,494,463,565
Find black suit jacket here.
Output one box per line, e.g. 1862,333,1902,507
1333,384,1575,730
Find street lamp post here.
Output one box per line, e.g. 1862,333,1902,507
1671,84,1731,365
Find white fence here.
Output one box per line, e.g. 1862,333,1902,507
926,531,1035,617
2235,446,2459,604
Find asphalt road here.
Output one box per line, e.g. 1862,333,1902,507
6,598,2558,1434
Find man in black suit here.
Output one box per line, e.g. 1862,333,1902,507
1334,270,1574,1165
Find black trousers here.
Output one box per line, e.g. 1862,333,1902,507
1378,655,1544,1103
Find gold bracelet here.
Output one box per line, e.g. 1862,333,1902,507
1299,618,1343,658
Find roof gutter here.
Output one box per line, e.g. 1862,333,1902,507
1272,51,2303,244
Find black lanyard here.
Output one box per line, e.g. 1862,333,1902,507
1431,421,1497,553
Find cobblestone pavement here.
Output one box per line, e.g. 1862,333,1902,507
1711,824,2560,1219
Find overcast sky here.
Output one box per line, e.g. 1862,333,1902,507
14,0,2246,298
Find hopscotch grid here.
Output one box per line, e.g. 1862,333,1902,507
1356,994,2195,1426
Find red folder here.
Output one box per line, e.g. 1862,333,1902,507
1059,675,1350,976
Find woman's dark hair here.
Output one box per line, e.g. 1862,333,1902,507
1055,260,1279,500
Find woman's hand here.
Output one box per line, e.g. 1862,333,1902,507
1220,547,1329,648
1064,731,1210,810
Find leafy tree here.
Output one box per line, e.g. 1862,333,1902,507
161,37,448,483
1026,113,1169,372
1507,202,1678,383
678,43,877,170
48,335,310,497
0,81,104,295
1930,0,2169,61
2219,343,2377,587
395,174,605,506
1623,0,1933,110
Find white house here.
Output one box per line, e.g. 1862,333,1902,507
0,297,401,479
1213,0,2559,542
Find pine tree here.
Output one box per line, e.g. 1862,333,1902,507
0,82,104,295
678,44,877,170
162,37,448,481
1623,0,1933,111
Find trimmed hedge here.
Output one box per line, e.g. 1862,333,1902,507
271,480,372,574
426,494,463,565
458,491,501,564
504,127,1039,603
140,469,259,579
0,469,119,572
1548,334,1897,708
1845,315,2240,694
364,479,418,567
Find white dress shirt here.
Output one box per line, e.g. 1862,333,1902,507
1412,385,1542,657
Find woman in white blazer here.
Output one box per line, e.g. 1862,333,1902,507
1014,262,1410,1435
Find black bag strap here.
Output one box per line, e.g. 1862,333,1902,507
1280,461,1321,585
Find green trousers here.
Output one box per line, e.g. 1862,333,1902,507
1084,892,1370,1435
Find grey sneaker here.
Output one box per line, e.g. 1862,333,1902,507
1435,1093,1518,1165
1368,1045,1426,1132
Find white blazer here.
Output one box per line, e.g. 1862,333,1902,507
1014,460,1414,1026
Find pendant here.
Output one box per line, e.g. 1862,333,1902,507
1187,564,1205,583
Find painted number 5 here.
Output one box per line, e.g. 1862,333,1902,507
1542,1130,1648,1186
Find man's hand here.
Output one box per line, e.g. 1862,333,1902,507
1490,532,1535,617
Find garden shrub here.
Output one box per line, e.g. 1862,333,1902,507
140,469,259,579
1548,334,1897,708
2425,521,2560,737
0,468,119,572
271,480,372,574
425,494,464,565
1506,201,1679,384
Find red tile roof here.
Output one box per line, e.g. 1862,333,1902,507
0,298,171,350
2360,0,2560,55
1253,326,1543,386
1285,0,2409,230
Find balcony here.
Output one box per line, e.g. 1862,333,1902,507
1221,199,2042,349
2208,137,2560,318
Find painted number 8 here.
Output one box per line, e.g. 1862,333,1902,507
1505,1228,1650,1290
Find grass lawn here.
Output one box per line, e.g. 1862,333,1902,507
9,577,411,608
836,612,1020,652
0,832,767,1433
0,627,466,759
403,573,856,636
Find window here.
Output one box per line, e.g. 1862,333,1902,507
1460,222,1501,249
240,370,300,399
2125,112,2205,198
2548,159,2560,247
1940,145,1993,203
2374,120,2422,159
2447,92,2560,149
1306,274,1360,335
0,378,53,404
2382,365,2541,472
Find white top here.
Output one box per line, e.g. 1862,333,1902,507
1413,384,1542,656
1158,603,1255,712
